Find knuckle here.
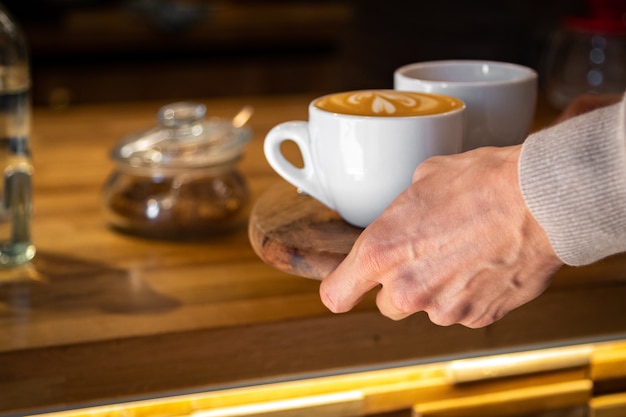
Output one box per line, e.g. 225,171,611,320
462,306,507,329
412,158,434,182
426,309,457,327
426,300,470,327
386,289,421,316
353,237,389,277
463,315,496,329
387,296,413,316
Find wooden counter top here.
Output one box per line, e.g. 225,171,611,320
1,94,625,416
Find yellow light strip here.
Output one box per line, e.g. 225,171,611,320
191,390,363,417
447,345,592,384
28,339,626,417
589,392,626,417
592,342,626,381
413,379,592,417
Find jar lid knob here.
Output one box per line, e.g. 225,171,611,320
157,102,206,127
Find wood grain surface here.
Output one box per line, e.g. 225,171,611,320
1,94,626,416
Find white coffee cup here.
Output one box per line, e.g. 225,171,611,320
264,90,465,228
394,60,537,151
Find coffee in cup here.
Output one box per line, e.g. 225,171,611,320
264,90,465,227
313,90,462,117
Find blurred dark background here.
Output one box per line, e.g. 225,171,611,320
2,0,587,107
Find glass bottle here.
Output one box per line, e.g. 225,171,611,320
545,0,626,109
0,3,34,266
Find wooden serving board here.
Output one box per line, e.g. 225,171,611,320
248,182,363,279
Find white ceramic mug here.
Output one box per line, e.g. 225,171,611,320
394,60,537,151
264,90,465,228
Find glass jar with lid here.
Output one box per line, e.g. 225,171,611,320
102,102,252,239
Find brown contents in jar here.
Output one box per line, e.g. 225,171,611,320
103,171,249,239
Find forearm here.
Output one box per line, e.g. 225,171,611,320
519,94,626,266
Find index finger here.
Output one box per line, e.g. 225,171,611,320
319,233,382,313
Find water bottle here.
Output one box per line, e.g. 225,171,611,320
0,3,34,267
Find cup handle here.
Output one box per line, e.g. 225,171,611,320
264,121,334,209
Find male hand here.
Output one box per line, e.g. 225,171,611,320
320,146,563,328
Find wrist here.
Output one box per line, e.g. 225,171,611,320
519,100,626,266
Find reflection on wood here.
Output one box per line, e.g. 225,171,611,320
0,251,180,315
28,340,626,417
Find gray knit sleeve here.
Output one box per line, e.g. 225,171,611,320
519,95,626,266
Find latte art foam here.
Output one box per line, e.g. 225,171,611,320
314,90,463,117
